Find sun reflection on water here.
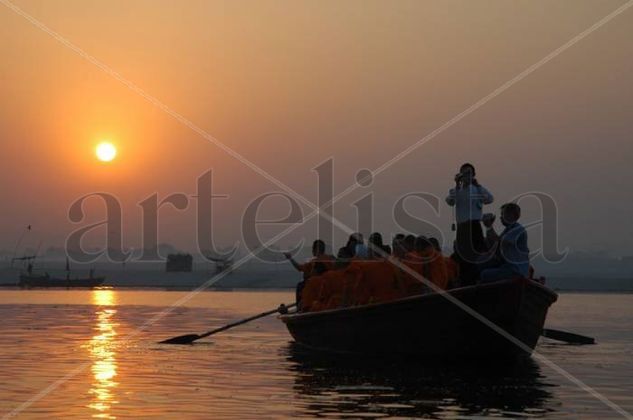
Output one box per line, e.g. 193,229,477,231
87,289,119,419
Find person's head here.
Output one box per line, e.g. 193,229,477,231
346,233,359,248
392,234,405,254
312,239,326,256
459,163,476,185
367,232,384,258
500,203,521,226
392,238,406,258
429,237,441,252
414,236,432,253
404,235,416,252
369,232,383,247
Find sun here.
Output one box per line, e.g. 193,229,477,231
96,142,117,162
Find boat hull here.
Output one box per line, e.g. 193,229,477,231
280,278,557,359
19,275,106,288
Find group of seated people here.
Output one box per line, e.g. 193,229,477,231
284,232,460,313
285,202,532,313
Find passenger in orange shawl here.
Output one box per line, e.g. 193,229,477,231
430,237,459,288
285,240,334,311
398,248,427,296
414,236,449,290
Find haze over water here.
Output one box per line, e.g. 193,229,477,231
1,289,631,418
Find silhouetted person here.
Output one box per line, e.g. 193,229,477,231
479,203,529,283
367,232,391,259
403,235,416,253
354,233,369,259
391,234,407,259
429,237,441,252
285,240,334,310
414,236,449,290
446,163,494,285
337,233,362,260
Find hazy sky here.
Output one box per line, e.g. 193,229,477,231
1,0,632,257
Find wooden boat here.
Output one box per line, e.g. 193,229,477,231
280,278,557,359
14,256,105,289
18,273,105,288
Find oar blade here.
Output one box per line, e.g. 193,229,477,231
159,334,201,345
542,328,595,345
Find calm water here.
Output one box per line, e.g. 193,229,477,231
0,289,631,419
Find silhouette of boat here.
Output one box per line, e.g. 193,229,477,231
280,278,557,359
18,273,105,288
13,255,105,289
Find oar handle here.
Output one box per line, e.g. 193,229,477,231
198,303,297,339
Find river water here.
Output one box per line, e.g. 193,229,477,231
0,289,631,419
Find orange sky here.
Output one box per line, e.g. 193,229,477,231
1,0,632,256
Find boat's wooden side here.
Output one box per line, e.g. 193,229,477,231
280,278,557,359
19,275,106,288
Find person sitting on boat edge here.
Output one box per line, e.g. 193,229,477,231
479,203,529,283
284,240,335,309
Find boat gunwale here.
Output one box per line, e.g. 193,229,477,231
280,278,558,322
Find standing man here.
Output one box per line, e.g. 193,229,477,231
446,163,494,285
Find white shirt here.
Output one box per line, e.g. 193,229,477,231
446,184,494,223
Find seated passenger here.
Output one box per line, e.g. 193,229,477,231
353,259,402,305
479,203,529,283
337,233,361,260
396,242,428,296
285,239,334,310
391,234,406,259
310,259,402,311
430,237,459,288
368,232,391,259
414,236,449,290
354,233,369,259
429,237,441,252
309,268,353,311
403,234,416,254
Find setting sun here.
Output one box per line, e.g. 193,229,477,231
96,142,117,162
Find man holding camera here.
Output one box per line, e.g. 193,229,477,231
446,163,494,285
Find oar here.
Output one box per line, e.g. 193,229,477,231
160,303,297,345
542,328,595,345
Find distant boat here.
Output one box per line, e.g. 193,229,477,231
280,278,557,359
166,253,193,272
13,256,105,289
18,273,105,289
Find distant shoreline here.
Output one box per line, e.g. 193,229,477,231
0,284,632,294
